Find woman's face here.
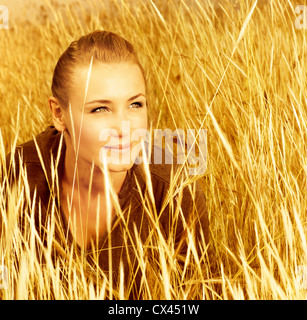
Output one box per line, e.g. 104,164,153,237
62,62,148,172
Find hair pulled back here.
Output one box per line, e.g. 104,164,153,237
51,30,144,107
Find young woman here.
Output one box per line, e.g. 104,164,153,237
6,30,208,298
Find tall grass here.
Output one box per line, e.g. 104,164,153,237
1,0,307,299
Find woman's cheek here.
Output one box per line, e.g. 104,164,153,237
81,124,102,147
131,111,148,130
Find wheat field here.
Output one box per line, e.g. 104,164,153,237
0,0,307,300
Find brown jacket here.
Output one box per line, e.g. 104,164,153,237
6,126,208,298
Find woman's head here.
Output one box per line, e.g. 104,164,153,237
49,30,148,173
51,30,145,108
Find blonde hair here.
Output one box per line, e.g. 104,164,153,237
51,30,145,108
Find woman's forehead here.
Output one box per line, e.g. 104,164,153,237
73,62,144,81
69,62,146,103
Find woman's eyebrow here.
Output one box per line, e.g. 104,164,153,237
127,93,146,102
85,93,146,106
85,99,112,106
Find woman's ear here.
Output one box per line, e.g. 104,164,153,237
48,97,66,132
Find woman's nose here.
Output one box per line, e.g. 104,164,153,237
110,111,130,138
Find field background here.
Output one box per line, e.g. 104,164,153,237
1,0,307,299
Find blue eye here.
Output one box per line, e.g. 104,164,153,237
91,106,109,113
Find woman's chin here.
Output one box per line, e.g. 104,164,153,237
96,155,136,172
106,162,135,173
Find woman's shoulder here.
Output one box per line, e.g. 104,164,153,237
5,126,64,190
143,143,208,242
146,143,190,186
134,143,206,209
6,126,61,164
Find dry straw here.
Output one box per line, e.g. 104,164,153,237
1,0,307,299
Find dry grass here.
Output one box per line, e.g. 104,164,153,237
1,0,307,299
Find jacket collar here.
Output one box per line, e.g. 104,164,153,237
33,126,66,201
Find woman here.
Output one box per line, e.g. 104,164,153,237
6,30,208,298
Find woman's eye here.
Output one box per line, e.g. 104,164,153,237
91,106,109,113
130,102,144,109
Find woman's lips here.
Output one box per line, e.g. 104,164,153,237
103,143,131,152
